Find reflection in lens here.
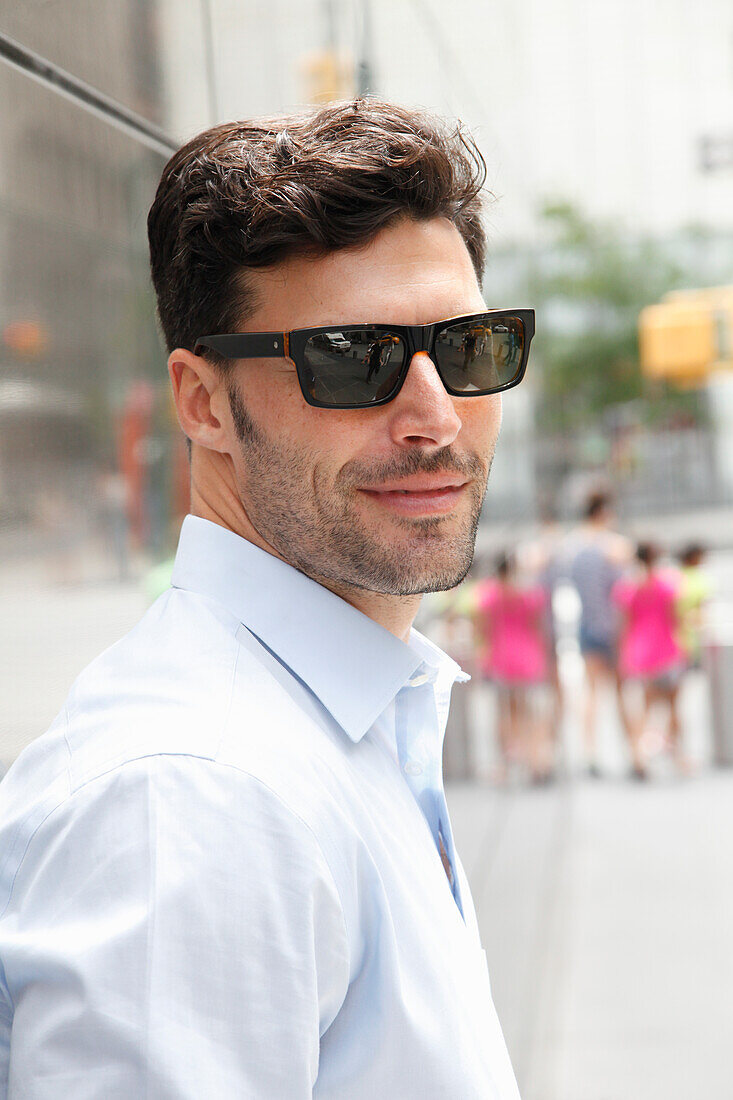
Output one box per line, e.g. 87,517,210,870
435,318,525,393
305,329,405,405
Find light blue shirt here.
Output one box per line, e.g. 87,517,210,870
0,516,520,1098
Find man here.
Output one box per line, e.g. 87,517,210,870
0,99,533,1097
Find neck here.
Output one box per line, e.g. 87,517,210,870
313,580,422,644
189,448,421,643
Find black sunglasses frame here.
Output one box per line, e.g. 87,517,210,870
195,308,535,410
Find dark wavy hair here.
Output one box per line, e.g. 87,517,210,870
636,542,661,567
148,98,489,366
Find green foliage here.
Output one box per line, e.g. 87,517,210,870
528,201,700,431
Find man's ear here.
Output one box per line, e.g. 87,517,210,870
168,348,231,453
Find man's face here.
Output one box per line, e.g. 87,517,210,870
222,216,502,595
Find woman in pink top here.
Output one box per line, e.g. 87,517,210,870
612,543,688,777
475,553,553,783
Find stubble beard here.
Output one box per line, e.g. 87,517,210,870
228,385,491,596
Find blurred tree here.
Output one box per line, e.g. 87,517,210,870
528,201,703,431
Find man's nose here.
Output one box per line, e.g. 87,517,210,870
387,352,462,449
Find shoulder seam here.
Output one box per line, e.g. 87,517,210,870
0,753,352,959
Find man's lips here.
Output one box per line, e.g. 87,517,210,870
357,476,471,515
359,474,469,492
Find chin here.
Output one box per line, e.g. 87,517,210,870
397,563,473,596
350,537,476,596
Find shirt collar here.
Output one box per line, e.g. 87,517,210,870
171,516,462,742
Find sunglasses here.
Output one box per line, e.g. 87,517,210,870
195,308,535,410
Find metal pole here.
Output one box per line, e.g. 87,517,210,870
200,0,220,123
0,32,176,158
356,0,374,96
323,0,337,52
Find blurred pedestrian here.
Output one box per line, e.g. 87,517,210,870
613,543,688,778
568,491,633,775
520,506,566,752
475,553,553,783
96,462,131,581
676,543,712,670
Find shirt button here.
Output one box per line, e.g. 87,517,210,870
408,672,430,687
403,760,423,776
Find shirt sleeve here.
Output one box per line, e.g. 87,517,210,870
0,754,350,1099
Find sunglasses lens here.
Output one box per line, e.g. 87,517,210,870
304,329,406,406
434,317,525,393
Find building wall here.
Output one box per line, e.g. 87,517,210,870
0,14,177,566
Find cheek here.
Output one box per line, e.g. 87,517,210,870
460,395,502,449
253,378,370,475
242,370,309,441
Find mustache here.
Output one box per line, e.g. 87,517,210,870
339,446,486,488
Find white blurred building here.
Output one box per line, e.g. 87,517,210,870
160,0,733,243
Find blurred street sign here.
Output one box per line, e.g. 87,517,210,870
639,286,733,386
302,50,354,104
2,319,48,358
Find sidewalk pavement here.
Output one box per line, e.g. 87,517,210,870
448,771,733,1100
0,573,148,769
